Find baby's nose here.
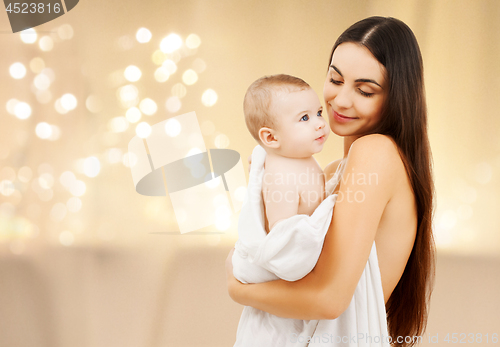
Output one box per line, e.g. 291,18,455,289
316,118,326,129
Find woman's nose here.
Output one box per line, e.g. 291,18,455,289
334,87,352,109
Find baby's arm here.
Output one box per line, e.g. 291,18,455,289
262,159,300,232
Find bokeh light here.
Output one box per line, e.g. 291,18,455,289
14,102,32,120
20,28,37,44
118,84,139,107
18,166,33,183
55,98,68,114
41,68,55,82
106,148,123,164
164,118,181,137
0,180,15,196
50,202,67,222
136,122,152,138
152,50,166,65
160,33,182,53
109,116,129,133
139,98,157,115
192,58,206,73
61,93,78,111
48,125,61,141
29,57,45,73
215,134,230,148
67,197,82,212
9,62,27,79
59,230,74,246
124,65,142,82
60,171,76,189
126,107,142,123
83,156,101,178
117,35,134,50
201,89,218,107
39,36,54,51
86,95,103,113
136,27,152,43
6,98,19,115
162,59,177,74
185,34,201,49
34,73,51,90
38,163,54,175
165,96,181,113
122,152,138,168
154,66,170,82
35,122,52,139
70,180,86,197
171,83,187,98
57,24,74,40
182,69,198,85
38,173,54,189
36,90,52,104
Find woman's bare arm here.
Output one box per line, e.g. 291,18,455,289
227,134,400,320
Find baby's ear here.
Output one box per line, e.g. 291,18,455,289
258,127,280,149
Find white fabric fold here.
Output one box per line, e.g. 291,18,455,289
233,145,337,284
232,145,390,347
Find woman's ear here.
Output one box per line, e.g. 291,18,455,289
258,127,280,149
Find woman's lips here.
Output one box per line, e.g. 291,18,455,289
333,110,357,123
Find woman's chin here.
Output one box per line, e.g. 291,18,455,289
329,125,353,137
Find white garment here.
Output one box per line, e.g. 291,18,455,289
232,145,389,346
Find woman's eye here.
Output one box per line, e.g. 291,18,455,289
317,110,323,117
358,89,374,97
330,78,342,85
300,114,309,121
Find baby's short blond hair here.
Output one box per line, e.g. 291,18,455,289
243,74,311,142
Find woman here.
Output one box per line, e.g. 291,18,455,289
226,16,435,347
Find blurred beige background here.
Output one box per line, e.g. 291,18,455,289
0,0,499,346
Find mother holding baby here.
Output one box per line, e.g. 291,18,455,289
226,16,435,347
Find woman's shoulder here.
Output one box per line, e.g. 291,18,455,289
351,134,398,156
350,134,401,168
347,134,406,190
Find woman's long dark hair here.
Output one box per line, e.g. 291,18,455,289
328,17,436,347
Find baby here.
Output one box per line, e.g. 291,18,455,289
232,74,343,346
244,74,329,233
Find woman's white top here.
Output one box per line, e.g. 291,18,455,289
232,145,390,346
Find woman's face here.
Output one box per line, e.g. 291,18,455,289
323,42,387,138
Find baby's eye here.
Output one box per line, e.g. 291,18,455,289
300,114,309,121
317,110,323,117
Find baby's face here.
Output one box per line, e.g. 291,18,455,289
271,88,329,158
